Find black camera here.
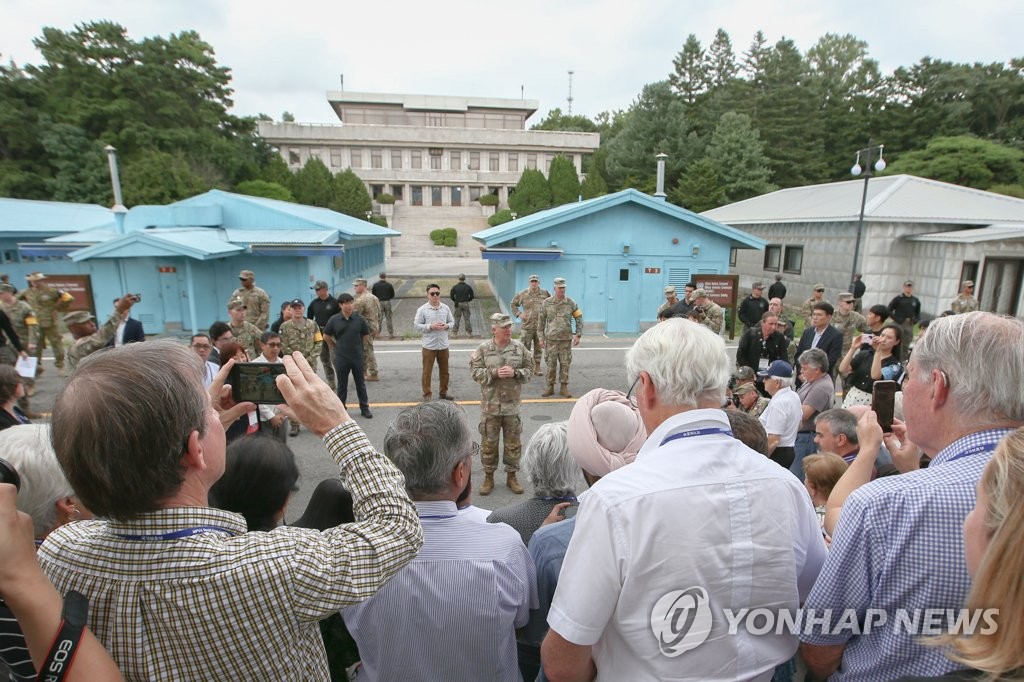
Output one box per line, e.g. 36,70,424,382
0,457,20,491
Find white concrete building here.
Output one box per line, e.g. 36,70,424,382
258,91,600,211
704,175,1024,318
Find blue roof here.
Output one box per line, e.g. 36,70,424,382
0,198,114,235
68,228,244,262
472,189,765,249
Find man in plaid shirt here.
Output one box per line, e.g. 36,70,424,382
38,340,422,680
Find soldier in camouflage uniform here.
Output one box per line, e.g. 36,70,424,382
832,293,868,355
950,280,979,314
691,289,724,334
353,278,381,381
799,284,829,328
657,285,679,319
64,296,138,371
734,383,770,418
509,274,551,374
538,277,583,398
227,298,262,359
0,284,38,414
18,272,73,376
229,269,271,331
470,313,533,495
280,299,321,436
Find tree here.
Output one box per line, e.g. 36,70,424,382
260,153,293,188
122,150,208,206
235,179,294,202
669,158,726,212
291,157,335,207
706,112,776,201
330,168,372,216
885,135,1024,189
669,34,710,104
548,155,581,206
40,121,111,204
281,111,295,122
707,29,738,87
508,168,552,216
580,167,608,199
531,107,598,132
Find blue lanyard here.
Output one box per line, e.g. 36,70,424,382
539,495,578,502
660,427,734,447
942,441,1000,464
418,514,457,520
114,526,237,541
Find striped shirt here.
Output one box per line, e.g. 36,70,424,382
343,500,537,681
38,421,422,681
801,428,1013,681
0,601,33,681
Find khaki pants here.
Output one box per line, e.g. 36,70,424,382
362,335,377,377
520,327,542,365
479,414,522,472
453,303,472,335
421,347,449,398
37,324,65,370
545,339,572,386
380,301,394,336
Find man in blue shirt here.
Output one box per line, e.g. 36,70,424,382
801,311,1024,680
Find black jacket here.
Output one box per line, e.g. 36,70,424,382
768,282,787,300
738,296,769,328
736,328,788,373
450,282,475,304
796,325,843,376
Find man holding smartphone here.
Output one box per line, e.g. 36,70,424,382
64,294,139,371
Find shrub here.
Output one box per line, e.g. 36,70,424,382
430,229,444,243
442,228,457,241
478,193,499,207
488,209,514,227
376,193,395,204
443,237,456,247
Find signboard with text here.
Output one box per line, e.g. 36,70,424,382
694,274,739,340
38,275,96,316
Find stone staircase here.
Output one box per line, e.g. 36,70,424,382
388,205,490,258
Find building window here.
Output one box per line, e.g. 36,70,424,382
411,186,423,206
3,250,17,264
427,113,442,127
391,185,404,200
527,153,537,170
371,184,384,199
729,248,738,267
764,245,782,271
371,149,382,169
469,186,482,201
489,152,499,172
330,147,343,168
451,186,462,206
288,149,300,165
783,246,803,274
411,150,422,169
431,186,443,206
960,261,979,288
430,155,442,170
450,151,461,170
508,153,518,173
469,152,480,171
391,149,402,169
350,149,362,168
619,269,630,282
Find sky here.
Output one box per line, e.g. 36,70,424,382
2,0,1022,125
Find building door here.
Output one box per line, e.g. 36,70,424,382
980,258,1024,316
606,260,640,333
158,264,186,332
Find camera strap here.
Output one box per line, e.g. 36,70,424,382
37,591,88,682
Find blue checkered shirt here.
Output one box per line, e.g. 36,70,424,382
800,428,1012,681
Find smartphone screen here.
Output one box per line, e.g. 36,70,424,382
872,380,897,433
229,362,286,404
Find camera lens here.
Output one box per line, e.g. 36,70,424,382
0,457,20,492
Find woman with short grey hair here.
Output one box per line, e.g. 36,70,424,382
486,421,579,545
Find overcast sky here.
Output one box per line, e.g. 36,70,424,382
2,0,1021,125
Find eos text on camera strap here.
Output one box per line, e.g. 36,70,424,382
38,590,87,682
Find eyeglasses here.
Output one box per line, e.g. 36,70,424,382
191,343,211,350
626,375,641,405
428,291,440,297
265,342,283,348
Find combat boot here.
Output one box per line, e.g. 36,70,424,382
559,384,572,398
534,361,541,374
480,472,495,496
541,384,554,397
506,472,524,494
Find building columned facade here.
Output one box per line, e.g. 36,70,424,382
258,91,600,210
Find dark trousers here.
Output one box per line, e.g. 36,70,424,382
335,358,369,410
320,341,336,386
772,446,795,471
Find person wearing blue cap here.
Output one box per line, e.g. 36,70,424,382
757,360,801,469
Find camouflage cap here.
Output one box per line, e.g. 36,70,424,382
813,283,825,291
693,288,708,298
664,285,676,294
353,278,368,286
734,366,756,382
904,280,914,287
553,277,567,287
962,280,975,288
25,272,46,282
528,274,540,282
288,298,304,307
837,293,854,302
0,283,14,294
227,298,247,311
490,313,513,328
313,280,328,290
734,382,759,396
238,270,255,280
63,310,95,325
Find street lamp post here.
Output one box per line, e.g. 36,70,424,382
849,142,886,287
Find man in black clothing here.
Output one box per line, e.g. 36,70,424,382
888,280,921,363
371,272,396,338
308,280,341,389
322,293,372,418
738,282,769,335
849,273,867,312
767,275,786,301
795,302,843,378
449,274,475,337
668,282,698,318
736,312,788,375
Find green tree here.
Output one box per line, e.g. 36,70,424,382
886,135,1024,189
508,168,552,216
291,157,335,207
235,179,294,202
706,112,776,201
580,166,608,199
330,167,372,216
531,107,598,132
488,209,514,227
122,150,208,205
707,28,738,87
669,158,726,212
548,155,581,206
39,121,110,204
669,34,710,104
260,153,294,188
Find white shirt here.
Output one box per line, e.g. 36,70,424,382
759,386,802,447
343,500,536,681
548,409,825,681
414,302,453,350
202,360,219,388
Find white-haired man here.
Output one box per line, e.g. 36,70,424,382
542,319,825,681
801,312,1024,680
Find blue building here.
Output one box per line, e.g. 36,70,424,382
472,189,764,334
1,191,397,333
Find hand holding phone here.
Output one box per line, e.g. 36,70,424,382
229,362,287,404
872,380,897,433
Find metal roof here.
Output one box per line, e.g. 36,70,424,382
224,228,338,244
906,223,1024,243
0,198,114,234
702,175,1024,226
68,228,244,262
